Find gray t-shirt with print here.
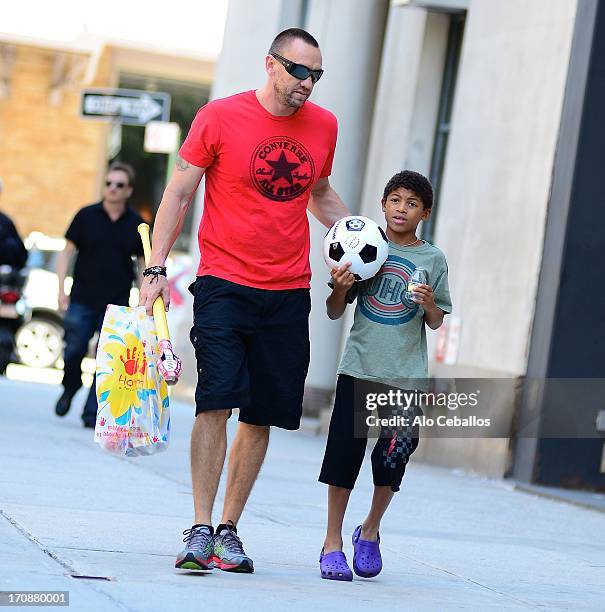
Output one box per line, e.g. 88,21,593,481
336,240,452,390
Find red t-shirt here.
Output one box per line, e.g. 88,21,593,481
179,90,338,289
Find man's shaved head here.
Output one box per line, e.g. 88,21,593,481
269,28,319,55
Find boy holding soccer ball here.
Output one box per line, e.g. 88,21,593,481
318,170,452,581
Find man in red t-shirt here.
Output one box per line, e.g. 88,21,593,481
140,28,349,574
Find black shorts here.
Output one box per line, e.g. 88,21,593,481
189,275,311,430
319,375,420,492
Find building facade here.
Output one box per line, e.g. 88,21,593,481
0,33,214,239
190,0,605,490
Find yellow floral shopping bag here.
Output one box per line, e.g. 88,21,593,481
94,305,170,457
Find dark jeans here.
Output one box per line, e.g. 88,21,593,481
62,302,105,423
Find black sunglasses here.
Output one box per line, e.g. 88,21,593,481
105,180,126,189
270,52,324,84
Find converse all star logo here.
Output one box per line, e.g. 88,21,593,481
250,136,315,202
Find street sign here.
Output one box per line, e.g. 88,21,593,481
80,88,171,126
144,121,180,153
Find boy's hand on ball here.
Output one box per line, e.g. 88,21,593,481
411,284,437,310
331,263,356,291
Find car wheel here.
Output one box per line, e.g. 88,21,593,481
15,317,63,369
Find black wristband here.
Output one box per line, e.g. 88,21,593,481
143,266,167,279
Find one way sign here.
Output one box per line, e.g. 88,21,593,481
80,88,171,126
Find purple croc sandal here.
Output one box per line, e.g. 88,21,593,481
352,525,382,578
319,549,353,581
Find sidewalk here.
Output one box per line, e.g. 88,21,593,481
1,377,604,611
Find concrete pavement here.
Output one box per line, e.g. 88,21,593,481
1,376,604,611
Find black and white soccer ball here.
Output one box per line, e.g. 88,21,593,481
323,216,389,281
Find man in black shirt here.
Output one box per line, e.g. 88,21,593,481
0,179,28,269
55,162,145,427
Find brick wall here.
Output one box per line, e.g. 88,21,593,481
0,44,114,240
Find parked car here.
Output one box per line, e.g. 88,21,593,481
0,265,30,373
15,233,66,368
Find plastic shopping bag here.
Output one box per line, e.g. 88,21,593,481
94,305,170,457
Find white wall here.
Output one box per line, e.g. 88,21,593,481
357,6,429,226
305,0,390,390
210,0,288,100
434,0,578,377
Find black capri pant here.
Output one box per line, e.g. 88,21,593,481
319,375,420,492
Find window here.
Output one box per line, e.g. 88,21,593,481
423,12,465,243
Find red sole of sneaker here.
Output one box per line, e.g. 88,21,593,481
211,556,253,573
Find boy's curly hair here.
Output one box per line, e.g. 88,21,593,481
382,171,433,209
